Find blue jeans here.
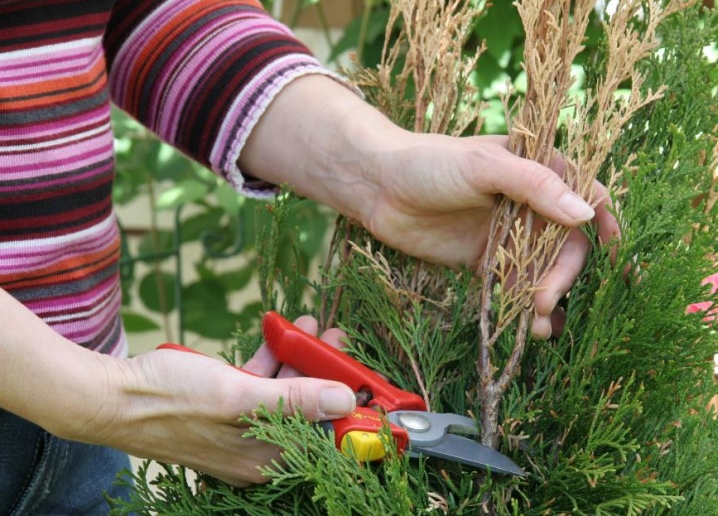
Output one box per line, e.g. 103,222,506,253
0,410,133,515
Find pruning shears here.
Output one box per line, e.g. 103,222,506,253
158,311,524,477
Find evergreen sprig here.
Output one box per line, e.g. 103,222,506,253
113,3,717,515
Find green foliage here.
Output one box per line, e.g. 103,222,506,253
113,109,332,341
112,4,718,515
110,404,424,516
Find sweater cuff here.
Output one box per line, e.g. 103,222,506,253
105,0,360,199
213,65,361,198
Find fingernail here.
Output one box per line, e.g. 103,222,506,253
319,387,356,417
558,192,595,222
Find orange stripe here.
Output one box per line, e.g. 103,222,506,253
0,58,107,111
0,238,119,289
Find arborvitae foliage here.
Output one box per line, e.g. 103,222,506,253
112,3,717,515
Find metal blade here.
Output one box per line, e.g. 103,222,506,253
413,434,525,477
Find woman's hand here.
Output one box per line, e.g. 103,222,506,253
241,75,621,338
90,316,354,487
362,132,621,338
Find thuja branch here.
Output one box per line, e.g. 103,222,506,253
476,0,693,450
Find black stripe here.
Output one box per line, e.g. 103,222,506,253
178,38,310,159
0,89,110,128
104,0,166,67
133,5,249,118
0,175,112,216
0,0,115,30
91,313,123,354
0,202,114,239
0,157,115,193
9,258,119,303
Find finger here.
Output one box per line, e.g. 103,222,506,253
242,343,280,377
483,145,595,226
248,376,356,421
243,315,321,377
318,327,348,350
292,314,319,336
534,227,589,317
531,314,552,340
592,180,622,263
531,305,566,339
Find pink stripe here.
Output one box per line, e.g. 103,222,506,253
0,160,113,195
0,45,104,84
0,223,118,270
0,49,90,73
54,294,123,341
152,16,245,133
155,17,286,138
211,59,323,176
110,0,191,101
0,139,113,178
28,275,118,314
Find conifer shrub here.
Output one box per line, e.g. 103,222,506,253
112,1,717,514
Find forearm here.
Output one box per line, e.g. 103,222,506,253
0,288,122,441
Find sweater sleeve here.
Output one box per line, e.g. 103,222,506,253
103,0,354,197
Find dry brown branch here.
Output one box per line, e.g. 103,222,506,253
477,0,695,450
334,0,695,473
346,0,486,136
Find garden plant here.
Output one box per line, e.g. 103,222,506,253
112,0,717,514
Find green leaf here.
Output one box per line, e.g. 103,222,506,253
156,179,209,210
328,8,391,63
235,301,264,333
178,208,223,244
474,53,510,98
214,182,243,216
137,230,176,262
217,265,255,292
475,1,522,68
152,147,198,182
480,98,508,134
121,310,161,332
138,271,177,314
181,280,239,340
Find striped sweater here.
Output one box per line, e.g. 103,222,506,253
0,0,338,356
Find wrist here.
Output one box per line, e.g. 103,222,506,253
238,74,407,227
326,103,409,227
0,289,131,443
44,350,129,444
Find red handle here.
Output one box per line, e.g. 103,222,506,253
262,311,427,412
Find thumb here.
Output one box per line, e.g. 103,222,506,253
251,377,356,421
